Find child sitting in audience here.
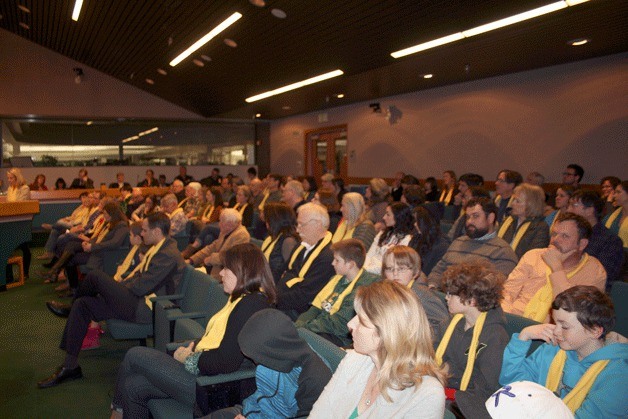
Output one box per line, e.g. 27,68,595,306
295,239,379,347
436,262,509,418
499,285,628,418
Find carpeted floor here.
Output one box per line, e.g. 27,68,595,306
0,246,140,418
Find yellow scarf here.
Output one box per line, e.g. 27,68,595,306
523,254,589,322
177,197,189,208
202,204,215,221
195,296,244,351
604,207,621,229
545,349,610,413
312,269,365,315
258,192,270,211
332,218,356,243
168,207,184,219
114,244,140,281
605,207,628,247
122,238,165,309
440,188,454,205
94,225,110,243
435,312,488,391
261,233,282,260
90,215,106,238
549,210,562,232
234,203,249,217
285,232,333,288
498,216,531,253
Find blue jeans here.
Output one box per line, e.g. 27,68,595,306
113,346,196,418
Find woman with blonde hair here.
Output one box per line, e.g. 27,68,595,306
310,281,446,418
332,192,376,249
497,183,549,259
6,168,31,201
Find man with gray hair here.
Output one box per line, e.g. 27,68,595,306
170,179,186,202
160,193,187,236
282,179,306,213
277,203,335,320
187,208,250,276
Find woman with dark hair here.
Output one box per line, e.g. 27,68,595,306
199,187,223,224
30,173,48,191
111,243,277,418
312,188,342,232
600,175,621,216
603,179,628,248
409,206,450,275
363,202,414,274
262,202,299,283
424,177,440,202
332,176,348,203
302,176,318,202
131,194,160,222
55,202,130,293
55,177,67,190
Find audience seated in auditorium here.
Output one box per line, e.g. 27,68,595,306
561,163,584,189
568,189,624,289
258,173,283,211
603,180,628,248
182,188,224,258
246,166,259,184
55,177,67,190
312,188,342,233
131,194,160,222
502,212,606,322
400,184,426,208
259,202,299,283
439,170,458,206
436,262,509,419
453,173,484,210
320,173,335,192
428,197,518,290
363,202,414,274
187,208,250,276
381,245,449,346
309,281,447,418
302,176,318,202
409,206,450,276
199,167,222,187
332,177,348,204
500,286,628,418
220,177,234,207
545,184,576,227
109,243,274,417
29,173,48,191
277,203,335,320
39,212,185,389
364,178,391,231
599,175,621,217
249,178,264,208
117,185,134,215
332,192,376,250
157,174,168,188
69,168,94,189
296,239,379,347
160,193,187,236
210,309,331,419
282,179,307,214
390,171,405,201
496,183,550,259
494,169,523,224
174,165,193,185
170,179,186,202
137,169,159,187
424,176,440,202
233,185,254,228
448,186,491,241
109,172,130,189
179,181,202,219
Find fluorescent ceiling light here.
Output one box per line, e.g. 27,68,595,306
72,0,84,21
462,2,567,37
170,12,242,67
245,70,344,103
391,1,589,59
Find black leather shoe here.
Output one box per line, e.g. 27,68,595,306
46,301,72,318
37,365,83,388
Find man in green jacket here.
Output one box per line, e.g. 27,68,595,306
295,239,379,346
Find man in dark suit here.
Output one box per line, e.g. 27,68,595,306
108,172,131,189
38,212,185,388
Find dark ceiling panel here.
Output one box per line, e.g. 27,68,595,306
0,0,626,119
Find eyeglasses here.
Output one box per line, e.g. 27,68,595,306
383,266,411,274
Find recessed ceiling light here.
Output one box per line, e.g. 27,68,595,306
18,5,31,13
246,69,344,103
86,121,93,126
423,74,433,79
71,0,84,21
19,22,30,30
271,8,287,19
157,68,168,75
145,78,155,85
249,0,265,7
336,93,345,98
282,106,292,110
201,55,211,62
193,59,205,67
568,38,589,46
255,113,262,118
391,0,589,59
170,12,242,66
224,38,238,48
